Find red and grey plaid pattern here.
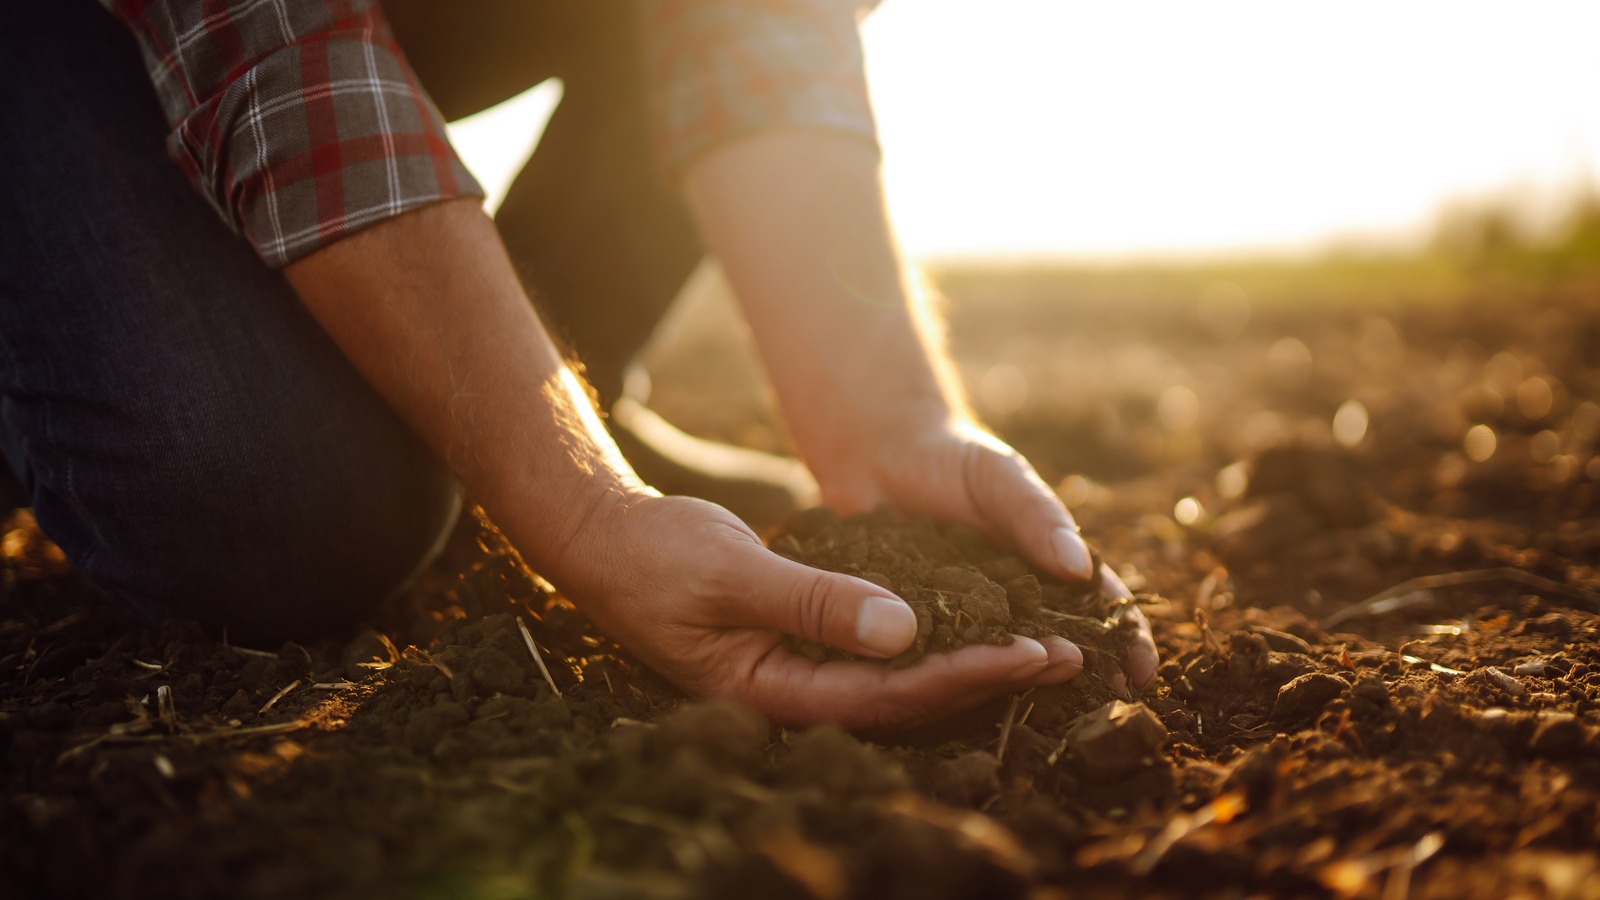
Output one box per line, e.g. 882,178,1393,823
103,0,879,267
641,0,879,175
103,0,480,268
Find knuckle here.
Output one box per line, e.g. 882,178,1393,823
694,535,759,600
690,520,769,598
791,576,836,644
696,546,744,596
962,442,1017,523
959,441,991,499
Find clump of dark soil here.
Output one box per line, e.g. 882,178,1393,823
770,506,1136,675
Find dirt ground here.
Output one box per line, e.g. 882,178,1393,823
4,256,1600,899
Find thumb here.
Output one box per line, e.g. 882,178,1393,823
726,547,920,658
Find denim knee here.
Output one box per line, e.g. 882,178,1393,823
20,388,462,646
0,0,463,644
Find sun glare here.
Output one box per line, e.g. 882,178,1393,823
447,1,1600,261
446,80,564,215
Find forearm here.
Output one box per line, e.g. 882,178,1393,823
284,197,1103,720
682,132,969,489
283,198,649,573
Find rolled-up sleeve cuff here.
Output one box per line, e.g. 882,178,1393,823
167,16,482,268
642,0,880,179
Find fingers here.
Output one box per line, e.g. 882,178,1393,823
1125,607,1159,691
713,543,919,658
965,444,1095,582
743,635,1053,729
1035,635,1086,686
960,443,1161,692
1101,564,1159,691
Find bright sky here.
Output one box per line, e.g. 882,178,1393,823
447,1,1600,261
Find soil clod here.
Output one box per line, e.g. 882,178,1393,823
770,507,1133,675
1272,672,1348,722
1063,700,1168,778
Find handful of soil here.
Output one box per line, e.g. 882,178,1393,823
769,507,1138,669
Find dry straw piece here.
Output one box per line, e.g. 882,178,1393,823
995,695,1022,764
516,616,562,698
259,679,300,714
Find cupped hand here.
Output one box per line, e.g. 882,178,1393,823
813,418,1160,691
548,492,1088,729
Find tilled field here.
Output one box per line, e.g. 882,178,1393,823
3,261,1599,899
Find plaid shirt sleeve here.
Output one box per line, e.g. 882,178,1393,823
100,0,482,268
639,0,881,178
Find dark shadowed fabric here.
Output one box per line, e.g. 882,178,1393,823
0,2,460,644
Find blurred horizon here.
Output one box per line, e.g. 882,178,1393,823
447,1,1600,264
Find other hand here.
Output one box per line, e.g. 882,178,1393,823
810,417,1160,691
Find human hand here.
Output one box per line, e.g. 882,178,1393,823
810,417,1160,692
676,129,1156,693
541,491,1089,729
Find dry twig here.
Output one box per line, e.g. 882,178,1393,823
1132,793,1247,875
228,644,280,660
1323,567,1600,629
259,679,300,714
1194,567,1228,614
155,685,177,729
517,616,562,698
995,695,1022,763
1195,608,1225,658
1320,831,1444,898
402,646,454,680
1400,655,1465,676
58,717,315,763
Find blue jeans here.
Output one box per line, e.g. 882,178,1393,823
0,3,461,644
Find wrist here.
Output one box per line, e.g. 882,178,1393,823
494,467,657,599
475,368,660,596
805,401,987,515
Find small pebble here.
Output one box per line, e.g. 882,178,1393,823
1479,667,1526,697
1066,701,1168,778
1529,713,1585,756
1273,673,1347,722
1248,626,1314,656
931,752,1002,807
1351,675,1389,705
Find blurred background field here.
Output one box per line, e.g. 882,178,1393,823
638,188,1600,491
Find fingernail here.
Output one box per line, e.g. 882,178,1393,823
1042,637,1084,671
1008,657,1050,680
1006,637,1050,680
1050,526,1094,580
1131,645,1159,691
856,596,918,657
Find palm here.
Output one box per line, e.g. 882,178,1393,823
550,494,1076,728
